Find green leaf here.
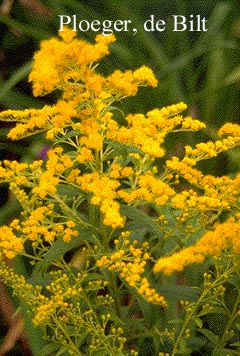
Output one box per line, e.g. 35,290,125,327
130,287,161,327
124,225,148,243
0,14,51,40
106,139,142,162
53,130,82,144
55,346,69,356
0,61,32,100
32,227,93,275
212,348,240,356
100,104,119,117
168,318,184,325
198,328,219,345
57,183,83,201
38,343,61,356
155,284,200,304
0,200,22,225
120,204,163,237
230,341,240,347
82,272,105,284
0,85,45,109
178,338,190,355
224,65,240,86
198,305,228,317
193,316,203,328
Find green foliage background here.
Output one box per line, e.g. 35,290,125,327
0,0,239,354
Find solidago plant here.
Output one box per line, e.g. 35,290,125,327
0,28,240,356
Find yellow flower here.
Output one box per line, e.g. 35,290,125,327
106,65,158,98
77,172,123,228
58,26,77,43
28,30,116,98
97,240,167,306
0,226,24,259
154,217,240,275
133,65,158,87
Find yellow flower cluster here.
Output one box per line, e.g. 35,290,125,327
0,204,78,261
32,271,112,328
184,138,240,162
18,204,78,244
106,65,157,97
181,122,240,164
0,160,29,182
118,170,174,205
32,146,73,198
110,113,166,158
0,263,36,302
0,226,23,259
167,156,240,217
108,103,205,159
29,28,116,97
218,122,240,138
97,237,167,307
33,272,81,325
77,172,124,228
154,215,240,275
147,102,206,133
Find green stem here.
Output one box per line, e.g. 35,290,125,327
171,286,210,356
163,275,178,324
108,270,122,318
12,256,47,356
99,211,122,319
218,289,240,348
88,194,98,228
52,315,84,356
52,193,90,228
